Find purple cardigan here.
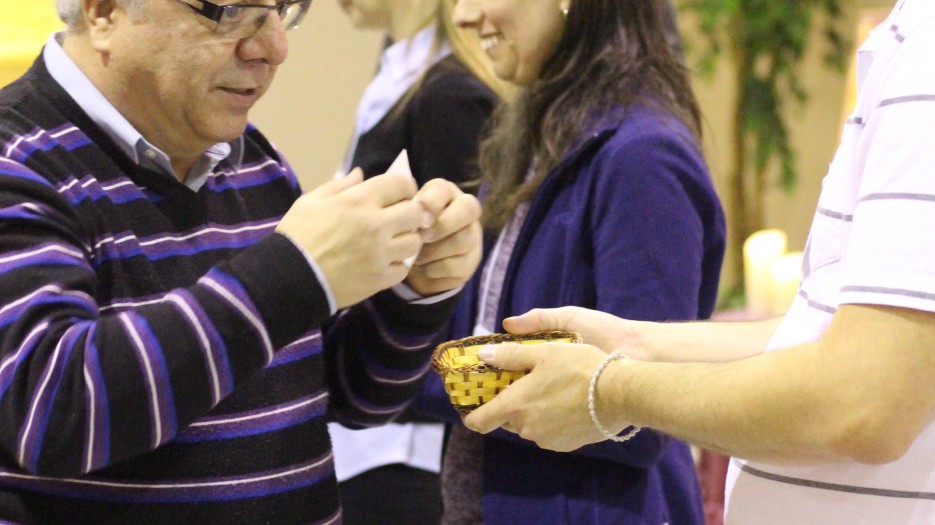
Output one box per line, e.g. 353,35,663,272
417,106,726,524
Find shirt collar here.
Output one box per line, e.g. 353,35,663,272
43,33,243,190
380,24,448,83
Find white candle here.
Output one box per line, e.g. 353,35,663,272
743,229,787,316
769,251,804,315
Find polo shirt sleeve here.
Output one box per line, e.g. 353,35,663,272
838,21,935,312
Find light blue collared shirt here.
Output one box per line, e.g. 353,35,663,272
39,32,345,313
42,32,456,314
43,33,243,192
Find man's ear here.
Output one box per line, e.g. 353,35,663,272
85,0,118,52
85,0,119,24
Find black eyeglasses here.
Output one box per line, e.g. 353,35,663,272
178,0,312,38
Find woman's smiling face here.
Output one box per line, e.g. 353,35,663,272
453,0,567,85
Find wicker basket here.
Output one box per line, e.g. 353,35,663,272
431,330,583,414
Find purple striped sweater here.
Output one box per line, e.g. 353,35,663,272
0,57,454,524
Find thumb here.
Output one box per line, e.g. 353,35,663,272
312,167,364,197
502,307,564,335
477,343,540,371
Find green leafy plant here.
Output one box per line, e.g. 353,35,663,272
681,0,851,304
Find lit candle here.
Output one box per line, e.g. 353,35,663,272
743,229,787,316
769,251,804,315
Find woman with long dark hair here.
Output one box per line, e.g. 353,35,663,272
416,0,726,523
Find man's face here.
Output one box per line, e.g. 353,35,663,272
94,0,290,158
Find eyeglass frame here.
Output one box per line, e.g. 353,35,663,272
178,0,312,37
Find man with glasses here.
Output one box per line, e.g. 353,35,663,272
179,0,311,37
0,0,482,523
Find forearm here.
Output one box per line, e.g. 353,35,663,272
600,347,838,464
325,288,458,428
0,233,328,476
602,306,935,464
629,315,782,363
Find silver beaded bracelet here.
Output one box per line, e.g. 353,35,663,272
587,350,641,442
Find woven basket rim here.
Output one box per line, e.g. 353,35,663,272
431,330,582,374
431,330,582,414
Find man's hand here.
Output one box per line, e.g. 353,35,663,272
276,169,423,308
462,341,629,452
502,307,655,360
405,178,482,296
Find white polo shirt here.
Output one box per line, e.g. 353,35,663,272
724,0,935,522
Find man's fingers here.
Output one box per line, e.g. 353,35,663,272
415,181,482,240
477,343,540,371
350,171,418,207
389,230,425,267
415,179,460,218
463,397,512,435
422,194,481,242
415,221,479,266
313,167,364,197
383,199,427,239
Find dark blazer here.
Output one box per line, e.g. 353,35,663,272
350,56,497,191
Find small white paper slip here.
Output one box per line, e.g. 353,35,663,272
386,148,412,176
387,150,419,269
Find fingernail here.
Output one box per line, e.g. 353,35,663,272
477,344,497,362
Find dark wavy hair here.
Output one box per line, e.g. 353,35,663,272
479,0,701,230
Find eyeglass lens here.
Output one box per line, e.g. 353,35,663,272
216,2,307,37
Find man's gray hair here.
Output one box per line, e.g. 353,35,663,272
56,0,147,30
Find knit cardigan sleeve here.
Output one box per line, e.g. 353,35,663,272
0,77,454,477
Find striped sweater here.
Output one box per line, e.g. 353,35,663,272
0,57,454,524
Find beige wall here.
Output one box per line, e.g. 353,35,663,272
251,0,383,183
1,0,899,290
681,0,892,288
685,10,849,289
252,1,881,289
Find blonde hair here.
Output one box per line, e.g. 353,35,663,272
385,0,511,124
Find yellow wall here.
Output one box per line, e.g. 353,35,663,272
0,3,63,87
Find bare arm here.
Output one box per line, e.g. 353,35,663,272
468,304,935,465
502,306,781,362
